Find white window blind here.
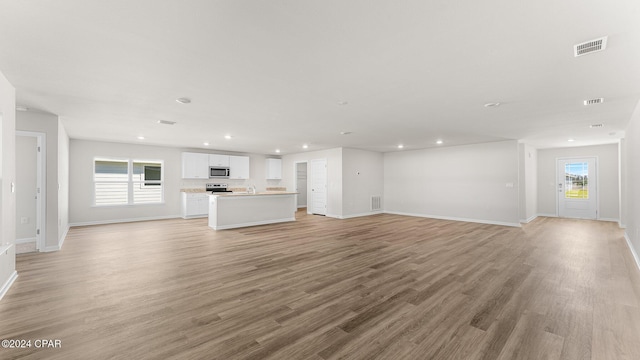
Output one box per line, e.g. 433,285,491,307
94,158,164,206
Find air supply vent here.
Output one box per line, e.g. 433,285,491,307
589,124,604,128
574,36,607,57
371,196,381,211
157,120,176,125
584,98,604,105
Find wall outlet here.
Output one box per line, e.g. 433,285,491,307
20,217,28,224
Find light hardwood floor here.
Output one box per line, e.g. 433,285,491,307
2,211,640,359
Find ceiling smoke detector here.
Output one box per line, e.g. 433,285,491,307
584,98,604,105
176,97,191,104
574,36,607,57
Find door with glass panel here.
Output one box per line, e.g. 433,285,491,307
557,157,597,219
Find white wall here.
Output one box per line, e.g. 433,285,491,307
58,119,69,243
282,148,343,218
69,139,282,225
16,111,62,250
384,140,520,226
342,148,384,218
0,69,17,300
537,143,619,220
15,136,37,240
518,143,538,222
624,101,640,268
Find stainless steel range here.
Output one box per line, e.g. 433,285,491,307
206,183,233,193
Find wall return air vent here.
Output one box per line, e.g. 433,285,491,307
574,36,607,57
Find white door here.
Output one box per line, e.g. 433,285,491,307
310,159,327,215
557,157,597,219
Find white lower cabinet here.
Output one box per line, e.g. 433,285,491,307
181,193,209,218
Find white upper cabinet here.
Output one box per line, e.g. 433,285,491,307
266,158,282,179
229,155,250,179
181,152,209,179
209,154,230,167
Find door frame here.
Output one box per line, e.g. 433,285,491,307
16,131,46,251
293,161,308,210
555,156,598,219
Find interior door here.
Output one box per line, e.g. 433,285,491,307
310,159,327,215
557,157,597,219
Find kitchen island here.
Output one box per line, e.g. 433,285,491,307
208,192,297,230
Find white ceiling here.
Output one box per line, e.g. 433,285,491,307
1,0,640,155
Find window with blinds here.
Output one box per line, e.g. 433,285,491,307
94,158,164,206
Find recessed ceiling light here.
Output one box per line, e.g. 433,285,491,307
275,149,281,153
398,144,404,149
16,105,29,112
203,142,210,146
224,135,232,140
340,131,352,135
568,138,575,142
302,144,309,149
337,100,348,105
484,102,501,107
137,136,145,140
176,97,191,104
157,120,176,125
436,140,443,145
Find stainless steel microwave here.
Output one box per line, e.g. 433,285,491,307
209,166,230,178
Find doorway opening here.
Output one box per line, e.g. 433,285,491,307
15,131,46,253
557,157,597,219
294,161,308,210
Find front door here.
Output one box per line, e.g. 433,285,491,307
557,157,597,219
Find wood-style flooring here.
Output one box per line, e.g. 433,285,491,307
2,211,640,359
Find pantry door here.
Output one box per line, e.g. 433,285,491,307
310,159,327,215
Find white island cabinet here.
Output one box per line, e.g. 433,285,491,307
208,192,296,230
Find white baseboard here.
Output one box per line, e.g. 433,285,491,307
520,215,538,224
15,237,37,244
624,231,640,272
598,218,620,223
537,213,558,218
181,214,207,219
297,205,307,209
211,217,296,230
70,215,182,228
334,211,383,220
58,225,70,250
383,211,521,228
0,271,18,301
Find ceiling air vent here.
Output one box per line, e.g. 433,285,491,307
584,98,604,105
574,36,607,57
589,124,604,128
157,120,176,125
